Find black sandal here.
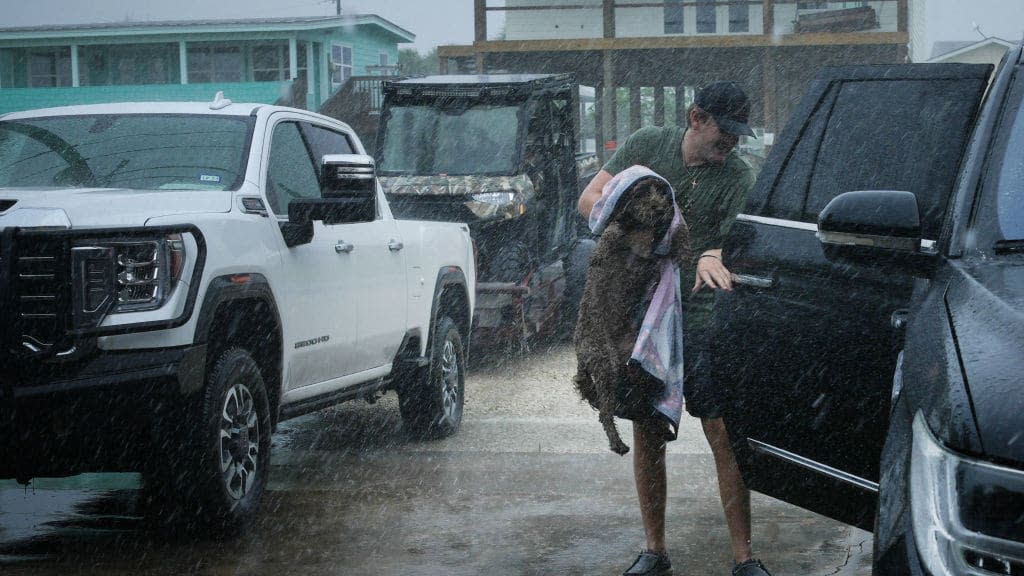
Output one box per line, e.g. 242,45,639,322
732,558,772,576
622,550,673,576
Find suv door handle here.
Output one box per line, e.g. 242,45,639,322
388,239,404,252
731,273,773,289
335,241,354,254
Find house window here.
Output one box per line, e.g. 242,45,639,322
697,0,717,33
28,48,72,87
330,44,353,87
379,52,389,66
252,43,289,81
187,44,243,83
79,44,178,86
729,1,750,32
663,0,684,34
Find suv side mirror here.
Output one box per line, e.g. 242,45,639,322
817,190,936,273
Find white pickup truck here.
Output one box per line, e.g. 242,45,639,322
0,94,475,533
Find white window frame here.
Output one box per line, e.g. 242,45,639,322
330,43,353,88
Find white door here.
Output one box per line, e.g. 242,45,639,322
265,119,360,389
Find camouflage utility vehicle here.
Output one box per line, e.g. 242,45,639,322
376,74,599,346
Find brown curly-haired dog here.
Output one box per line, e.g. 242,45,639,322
573,176,690,455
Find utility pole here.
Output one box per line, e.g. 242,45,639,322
335,0,341,16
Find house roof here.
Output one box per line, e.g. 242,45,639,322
929,37,1016,62
0,15,414,44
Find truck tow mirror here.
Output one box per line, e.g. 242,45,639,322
322,154,377,198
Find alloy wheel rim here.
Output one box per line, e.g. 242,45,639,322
439,336,461,424
219,382,259,502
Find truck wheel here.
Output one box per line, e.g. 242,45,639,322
180,347,271,533
399,316,465,438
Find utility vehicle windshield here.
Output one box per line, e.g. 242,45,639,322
0,114,252,190
378,103,520,176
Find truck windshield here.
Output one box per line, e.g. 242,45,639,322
0,114,251,190
378,104,520,175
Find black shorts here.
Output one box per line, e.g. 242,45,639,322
682,328,725,420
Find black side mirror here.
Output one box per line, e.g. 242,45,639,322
817,190,936,273
323,153,377,199
279,155,377,248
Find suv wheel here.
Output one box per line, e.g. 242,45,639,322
154,347,271,534
399,315,465,438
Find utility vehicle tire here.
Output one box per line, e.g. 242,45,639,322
169,347,272,534
399,316,466,438
486,240,532,283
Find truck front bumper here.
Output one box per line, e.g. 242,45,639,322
0,344,207,480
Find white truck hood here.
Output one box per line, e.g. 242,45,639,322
0,188,232,229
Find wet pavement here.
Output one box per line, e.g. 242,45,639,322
0,342,872,575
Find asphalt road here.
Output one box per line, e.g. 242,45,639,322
0,341,873,575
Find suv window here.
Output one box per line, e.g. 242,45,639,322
994,74,1024,241
267,121,320,216
764,84,839,220
766,79,982,238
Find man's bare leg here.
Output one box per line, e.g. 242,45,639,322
702,417,753,563
633,422,667,553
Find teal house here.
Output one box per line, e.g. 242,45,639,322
0,15,414,114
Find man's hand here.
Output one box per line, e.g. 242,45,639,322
692,249,733,293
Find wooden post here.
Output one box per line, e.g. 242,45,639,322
475,0,487,42
676,85,687,127
595,83,605,163
762,49,776,134
603,0,615,38
475,0,487,71
653,87,665,127
896,0,907,32
602,50,617,152
629,86,641,133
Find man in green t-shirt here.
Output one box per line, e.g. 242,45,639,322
578,82,769,576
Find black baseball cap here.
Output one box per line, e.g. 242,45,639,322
695,81,755,138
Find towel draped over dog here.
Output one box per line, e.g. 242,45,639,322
589,165,686,437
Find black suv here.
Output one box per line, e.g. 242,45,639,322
713,45,1024,573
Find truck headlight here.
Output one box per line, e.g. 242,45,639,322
471,192,516,206
72,234,186,327
910,412,1024,575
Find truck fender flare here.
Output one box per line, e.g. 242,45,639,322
427,266,471,353
193,273,282,347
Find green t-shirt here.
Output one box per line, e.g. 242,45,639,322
603,125,756,330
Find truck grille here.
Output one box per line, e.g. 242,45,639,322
1,232,72,359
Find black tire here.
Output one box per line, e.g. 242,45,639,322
399,316,466,438
151,348,272,535
486,239,532,283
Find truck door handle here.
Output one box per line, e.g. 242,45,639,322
730,273,773,289
335,241,354,254
388,239,404,252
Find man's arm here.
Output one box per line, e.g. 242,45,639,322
577,169,614,219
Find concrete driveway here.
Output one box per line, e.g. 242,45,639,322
0,341,872,575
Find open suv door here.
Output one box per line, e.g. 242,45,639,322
713,63,992,530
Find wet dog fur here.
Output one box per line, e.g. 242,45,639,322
573,177,690,455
